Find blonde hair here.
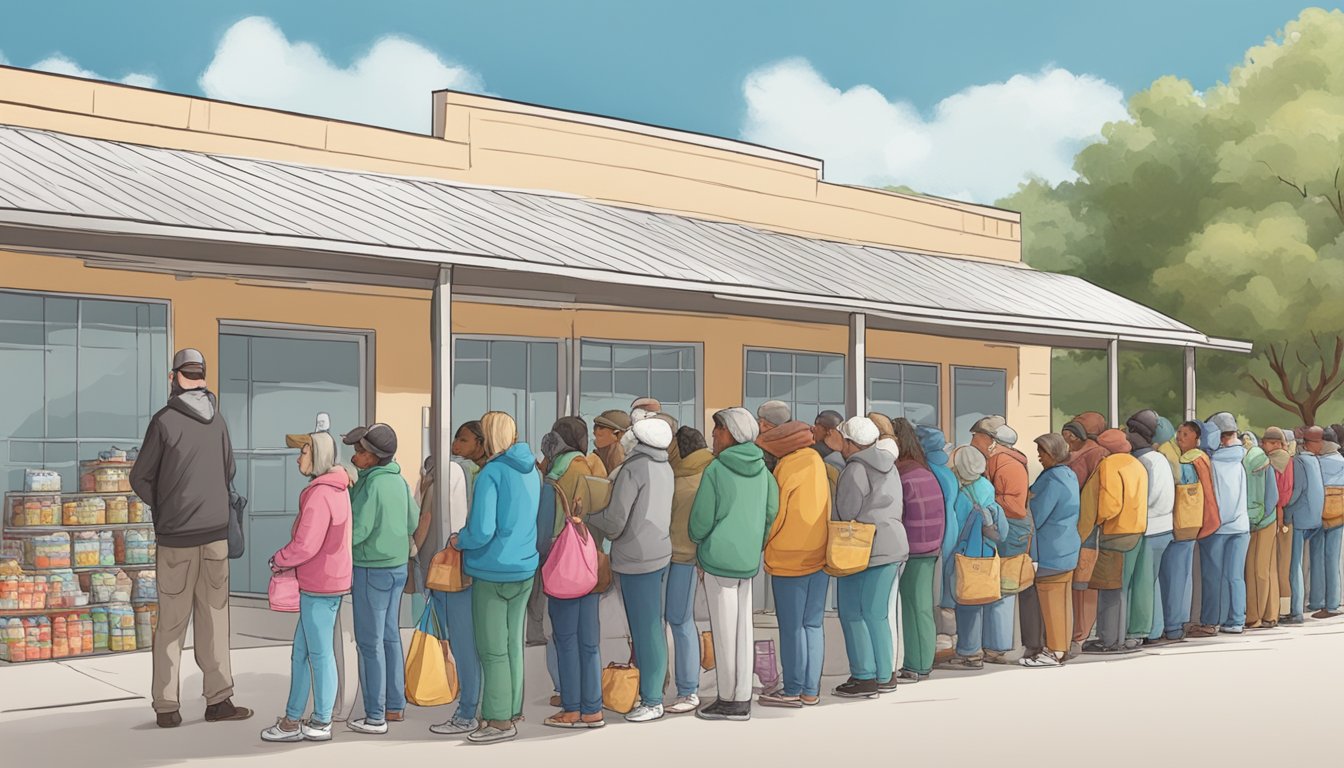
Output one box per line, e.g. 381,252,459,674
867,412,896,440
481,411,518,458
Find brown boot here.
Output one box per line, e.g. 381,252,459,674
204,698,254,722
156,710,182,729
385,711,404,722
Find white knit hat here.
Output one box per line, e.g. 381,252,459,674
631,417,674,450
839,417,879,447
714,407,759,445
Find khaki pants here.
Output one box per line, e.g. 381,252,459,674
1245,525,1279,626
1021,571,1074,656
1072,588,1098,643
1277,524,1294,617
152,540,234,714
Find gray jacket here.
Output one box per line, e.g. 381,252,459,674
834,445,908,567
130,389,236,548
587,444,674,575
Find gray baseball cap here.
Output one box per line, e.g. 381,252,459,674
342,423,398,459
172,348,206,374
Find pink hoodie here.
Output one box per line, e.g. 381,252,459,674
273,469,353,595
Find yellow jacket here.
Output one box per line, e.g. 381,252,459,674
1096,453,1149,537
1157,441,1182,484
764,448,831,577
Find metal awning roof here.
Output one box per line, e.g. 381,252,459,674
0,124,1249,353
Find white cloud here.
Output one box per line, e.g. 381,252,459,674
741,58,1129,203
0,50,158,88
200,16,485,134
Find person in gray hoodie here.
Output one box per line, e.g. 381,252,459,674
587,417,675,723
130,348,252,729
832,417,908,699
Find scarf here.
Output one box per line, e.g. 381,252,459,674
756,420,816,459
1267,448,1291,474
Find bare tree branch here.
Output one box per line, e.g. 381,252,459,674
1252,335,1344,424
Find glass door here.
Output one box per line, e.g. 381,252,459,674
219,325,368,594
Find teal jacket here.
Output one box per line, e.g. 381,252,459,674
350,462,416,568
689,441,779,579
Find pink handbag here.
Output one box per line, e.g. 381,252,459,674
542,516,599,599
268,569,300,612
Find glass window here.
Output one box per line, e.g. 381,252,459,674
0,291,169,493
743,348,845,424
452,338,560,453
579,341,699,428
953,366,1008,442
867,360,940,427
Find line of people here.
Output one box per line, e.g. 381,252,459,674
258,398,1344,746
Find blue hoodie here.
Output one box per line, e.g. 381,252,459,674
1028,465,1081,575
1285,453,1324,531
1208,444,1249,535
457,442,542,583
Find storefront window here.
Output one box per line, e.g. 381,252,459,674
454,338,560,453
952,366,1008,441
744,348,844,424
579,341,699,428
0,291,169,492
868,360,940,427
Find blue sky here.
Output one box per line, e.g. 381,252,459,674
0,1,1328,201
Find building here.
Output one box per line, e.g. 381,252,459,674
0,67,1248,595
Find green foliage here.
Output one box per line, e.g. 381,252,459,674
1001,9,1344,433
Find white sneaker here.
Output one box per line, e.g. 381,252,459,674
665,694,700,715
624,703,664,723
1020,651,1063,668
301,721,333,741
467,724,517,744
430,718,479,735
260,718,304,742
347,718,389,735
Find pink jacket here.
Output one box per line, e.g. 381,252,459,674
273,469,353,595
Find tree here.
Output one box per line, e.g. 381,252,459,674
1248,335,1344,425
998,8,1344,431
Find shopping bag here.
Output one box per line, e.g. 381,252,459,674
542,516,599,599
999,552,1035,595
699,630,715,671
1089,550,1125,590
580,475,613,514
1172,483,1204,541
601,645,639,713
426,546,471,593
1325,486,1344,529
825,520,876,577
405,603,459,707
267,569,299,613
954,552,1002,605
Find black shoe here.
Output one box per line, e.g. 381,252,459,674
696,698,730,721
156,711,182,729
725,701,751,721
896,669,929,683
204,699,254,723
832,678,880,699
1280,614,1306,626
876,677,899,694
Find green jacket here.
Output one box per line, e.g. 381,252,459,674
350,462,416,568
689,442,779,579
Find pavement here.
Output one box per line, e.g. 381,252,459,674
2,607,1344,768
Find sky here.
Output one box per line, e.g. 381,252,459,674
0,1,1329,202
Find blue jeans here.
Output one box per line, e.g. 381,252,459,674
352,565,408,722
619,568,669,706
1199,533,1250,629
838,563,898,680
548,593,602,715
1159,539,1196,637
1309,525,1343,612
427,588,482,723
772,570,828,696
1143,533,1174,640
955,595,1016,657
1290,526,1316,618
665,563,700,697
285,593,341,724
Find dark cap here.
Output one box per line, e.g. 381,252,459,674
342,423,398,459
172,348,206,375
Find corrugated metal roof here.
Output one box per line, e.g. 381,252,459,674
0,124,1241,349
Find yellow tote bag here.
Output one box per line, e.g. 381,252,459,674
952,489,1002,605
601,645,640,713
825,520,876,577
404,603,459,707
1172,483,1204,541
699,630,716,671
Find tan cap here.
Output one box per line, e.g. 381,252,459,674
285,434,313,450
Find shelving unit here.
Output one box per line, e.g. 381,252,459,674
1,477,159,664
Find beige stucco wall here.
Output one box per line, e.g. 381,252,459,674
0,67,1019,262
0,251,1052,477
